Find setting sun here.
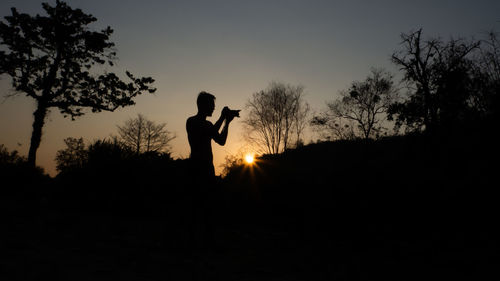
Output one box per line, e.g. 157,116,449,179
244,154,255,164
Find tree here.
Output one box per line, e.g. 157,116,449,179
473,31,500,120
292,98,310,147
312,68,398,140
0,144,26,166
311,115,357,141
0,144,47,182
0,1,156,167
117,114,175,154
243,81,309,154
86,137,133,166
389,28,479,133
55,137,87,173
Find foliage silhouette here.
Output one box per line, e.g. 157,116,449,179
312,68,398,140
388,28,499,134
52,137,185,215
0,143,25,166
0,0,156,167
0,144,49,193
55,137,87,173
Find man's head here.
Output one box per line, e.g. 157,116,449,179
197,91,216,117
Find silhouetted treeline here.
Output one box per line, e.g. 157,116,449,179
388,29,500,135
3,122,496,218
50,139,189,216
221,128,497,279
226,129,496,210
224,121,498,233
2,124,497,279
1,144,50,193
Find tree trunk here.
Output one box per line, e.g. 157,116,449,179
28,102,48,167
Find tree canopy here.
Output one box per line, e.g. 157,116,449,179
389,28,485,133
0,0,156,166
312,68,398,140
243,81,309,154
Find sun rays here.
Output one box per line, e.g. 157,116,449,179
244,153,255,164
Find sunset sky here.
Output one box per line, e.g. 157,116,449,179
1,0,499,176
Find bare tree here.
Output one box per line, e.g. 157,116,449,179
117,114,175,154
292,97,311,147
243,81,309,154
312,68,398,140
390,28,479,133
473,31,500,117
478,31,500,81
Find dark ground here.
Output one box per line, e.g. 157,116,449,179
2,184,498,281
2,134,499,280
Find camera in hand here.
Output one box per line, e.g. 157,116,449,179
228,108,240,118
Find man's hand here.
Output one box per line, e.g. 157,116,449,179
226,113,235,123
222,106,240,123
221,106,230,118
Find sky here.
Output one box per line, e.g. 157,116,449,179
1,0,499,176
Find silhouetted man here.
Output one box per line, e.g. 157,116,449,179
186,91,236,183
185,91,237,252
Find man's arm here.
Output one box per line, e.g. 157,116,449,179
212,106,228,145
213,119,229,146
213,111,225,133
213,108,237,145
